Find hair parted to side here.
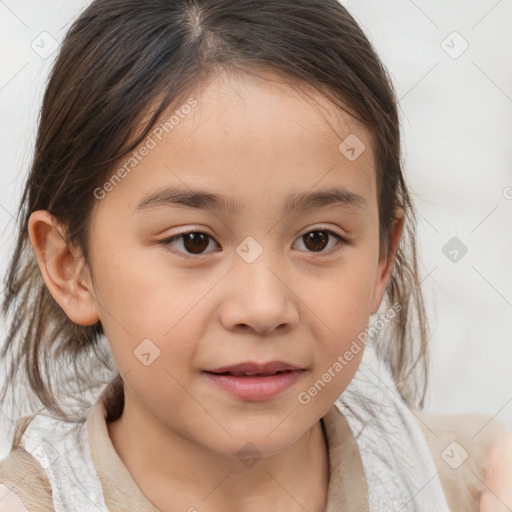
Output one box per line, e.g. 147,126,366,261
1,0,430,439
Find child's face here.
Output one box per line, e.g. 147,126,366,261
83,70,401,457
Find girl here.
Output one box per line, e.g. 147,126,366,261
0,1,505,511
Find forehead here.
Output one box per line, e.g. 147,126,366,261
99,69,377,217
182,69,374,160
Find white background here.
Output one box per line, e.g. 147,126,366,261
1,0,511,458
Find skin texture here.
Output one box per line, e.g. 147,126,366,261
479,434,512,512
28,69,404,512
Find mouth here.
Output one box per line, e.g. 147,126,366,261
203,361,304,401
205,361,302,376
209,369,296,377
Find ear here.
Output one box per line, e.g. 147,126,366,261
28,210,100,325
370,208,405,315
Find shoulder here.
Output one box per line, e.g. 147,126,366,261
413,409,507,512
0,446,53,512
0,410,88,512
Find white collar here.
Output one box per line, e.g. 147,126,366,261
338,342,451,512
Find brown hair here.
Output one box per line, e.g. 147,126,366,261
1,0,429,441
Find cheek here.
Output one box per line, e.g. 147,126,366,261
97,273,204,381
100,297,204,431
89,252,200,392
302,251,377,338
91,235,207,335
298,249,377,395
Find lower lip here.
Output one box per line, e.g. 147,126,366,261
204,370,303,401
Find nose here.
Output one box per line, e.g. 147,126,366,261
219,254,300,336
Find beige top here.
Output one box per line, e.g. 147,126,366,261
0,398,506,512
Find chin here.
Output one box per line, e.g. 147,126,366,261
207,423,307,462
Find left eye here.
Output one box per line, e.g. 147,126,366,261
160,229,347,257
293,229,347,254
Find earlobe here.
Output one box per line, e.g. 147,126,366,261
28,210,100,326
370,208,405,315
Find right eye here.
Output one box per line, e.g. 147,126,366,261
159,231,221,258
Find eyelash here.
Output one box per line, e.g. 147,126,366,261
159,228,349,259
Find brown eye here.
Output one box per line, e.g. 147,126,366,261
161,231,219,257
294,229,346,254
182,233,210,254
161,228,347,259
303,231,328,252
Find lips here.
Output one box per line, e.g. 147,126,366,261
205,361,301,376
203,361,304,401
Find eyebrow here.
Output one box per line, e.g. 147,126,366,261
135,185,367,215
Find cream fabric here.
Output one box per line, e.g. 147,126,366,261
0,446,54,512
13,416,106,511
335,342,451,512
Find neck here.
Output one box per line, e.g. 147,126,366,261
107,391,330,512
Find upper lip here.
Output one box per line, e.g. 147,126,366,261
205,361,302,375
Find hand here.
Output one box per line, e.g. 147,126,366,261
479,434,512,512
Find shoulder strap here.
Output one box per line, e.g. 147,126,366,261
0,446,53,512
